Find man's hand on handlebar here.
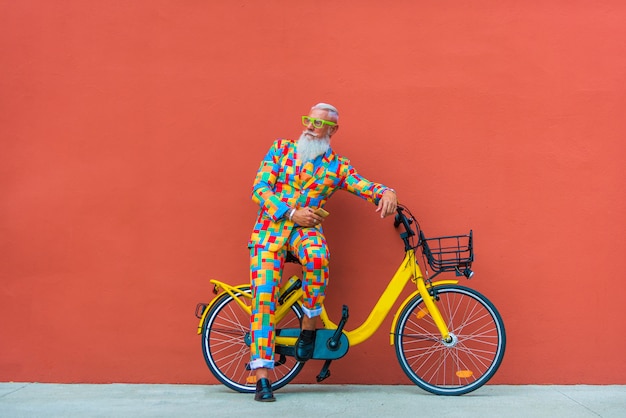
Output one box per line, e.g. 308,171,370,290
376,189,398,218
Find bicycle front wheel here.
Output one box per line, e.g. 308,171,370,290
201,286,305,393
395,285,506,395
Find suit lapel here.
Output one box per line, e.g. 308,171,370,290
301,149,334,190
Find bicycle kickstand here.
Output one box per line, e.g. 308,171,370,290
316,360,332,382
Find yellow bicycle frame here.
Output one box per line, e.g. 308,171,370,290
197,249,458,347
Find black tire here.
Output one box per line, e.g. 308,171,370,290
201,286,305,393
395,285,506,395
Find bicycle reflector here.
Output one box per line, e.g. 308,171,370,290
415,308,429,319
456,370,474,378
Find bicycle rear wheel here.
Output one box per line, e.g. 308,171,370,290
201,286,305,393
395,285,506,395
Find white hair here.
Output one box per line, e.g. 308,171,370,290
311,103,339,121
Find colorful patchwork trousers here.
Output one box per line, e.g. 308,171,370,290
249,227,330,370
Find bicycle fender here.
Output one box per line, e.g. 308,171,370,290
196,280,251,335
389,279,459,345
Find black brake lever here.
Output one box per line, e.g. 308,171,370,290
394,207,404,228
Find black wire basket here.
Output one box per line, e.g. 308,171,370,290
419,230,474,273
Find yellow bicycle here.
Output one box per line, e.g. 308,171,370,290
195,205,506,396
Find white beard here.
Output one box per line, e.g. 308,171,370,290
297,132,331,162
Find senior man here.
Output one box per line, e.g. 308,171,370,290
248,103,398,401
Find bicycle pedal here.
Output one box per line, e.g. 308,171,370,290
275,354,287,366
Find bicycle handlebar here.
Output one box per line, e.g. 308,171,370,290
394,205,417,251
394,207,415,235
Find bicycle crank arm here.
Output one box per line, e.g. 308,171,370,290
329,305,349,349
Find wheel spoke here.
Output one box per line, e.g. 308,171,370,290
201,289,305,393
395,285,506,395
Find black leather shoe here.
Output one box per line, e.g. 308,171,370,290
254,378,275,402
295,330,316,362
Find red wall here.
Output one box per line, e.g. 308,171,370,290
2,1,625,384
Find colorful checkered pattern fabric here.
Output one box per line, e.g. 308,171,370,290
248,139,390,252
249,247,281,368
248,138,391,370
249,228,329,369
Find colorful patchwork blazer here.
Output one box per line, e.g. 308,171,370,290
248,138,391,252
